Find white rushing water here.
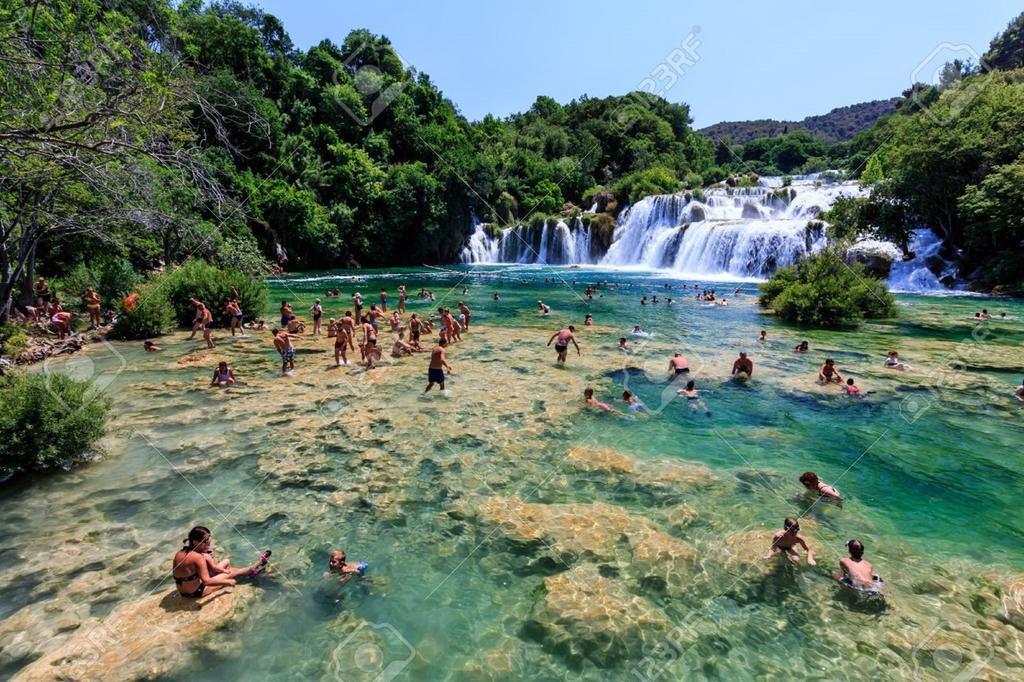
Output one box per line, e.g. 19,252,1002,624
462,176,865,278
460,176,961,291
886,228,959,293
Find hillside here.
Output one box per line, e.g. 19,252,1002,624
700,98,901,144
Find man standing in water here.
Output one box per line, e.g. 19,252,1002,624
731,351,753,380
272,328,295,375
190,298,215,349
547,325,580,364
458,301,471,331
668,352,689,376
425,338,453,394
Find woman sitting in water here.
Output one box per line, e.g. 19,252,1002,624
211,361,235,387
884,351,911,370
172,526,262,598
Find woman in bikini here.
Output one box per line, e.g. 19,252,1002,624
171,526,257,598
83,288,101,328
225,299,244,336
334,320,352,366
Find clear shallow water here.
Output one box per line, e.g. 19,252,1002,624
1,265,1023,681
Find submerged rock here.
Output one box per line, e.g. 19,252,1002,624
14,586,252,682
526,563,669,667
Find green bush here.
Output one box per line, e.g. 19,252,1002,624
51,256,141,310
0,323,30,359
0,372,110,477
612,167,682,204
108,281,175,340
161,259,267,326
759,248,896,327
219,234,272,277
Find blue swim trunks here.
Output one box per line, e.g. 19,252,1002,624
428,367,445,383
280,347,295,361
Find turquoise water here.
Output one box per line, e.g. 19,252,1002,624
1,265,1022,680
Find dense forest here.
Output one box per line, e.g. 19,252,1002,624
700,98,901,144
2,1,1024,325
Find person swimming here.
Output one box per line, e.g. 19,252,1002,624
621,390,645,412
326,549,367,584
732,352,753,380
618,337,632,352
757,330,767,343
836,539,884,595
798,471,843,502
845,377,861,396
795,341,809,353
584,387,620,414
1015,378,1024,402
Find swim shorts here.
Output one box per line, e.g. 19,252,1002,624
280,347,295,361
554,344,567,353
428,368,445,384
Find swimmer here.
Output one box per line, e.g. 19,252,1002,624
272,328,295,375
1015,378,1024,402
143,341,162,352
795,341,809,353
668,352,689,376
757,330,767,343
425,337,453,393
326,550,364,584
819,358,843,384
798,471,843,502
211,361,235,387
584,313,593,326
845,377,861,396
493,292,500,301
837,540,883,593
980,308,992,319
678,380,711,415
621,390,645,412
764,517,816,566
618,337,632,352
537,300,551,316
547,326,580,364
731,352,753,380
584,387,621,414
884,351,911,370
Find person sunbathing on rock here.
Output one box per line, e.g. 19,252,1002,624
172,526,266,598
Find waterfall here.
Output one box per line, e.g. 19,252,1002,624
886,229,959,293
460,176,866,278
461,217,596,265
601,178,864,277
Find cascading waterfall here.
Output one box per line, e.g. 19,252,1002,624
461,217,596,265
886,228,959,293
461,175,874,279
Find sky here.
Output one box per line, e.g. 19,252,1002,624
251,0,1021,127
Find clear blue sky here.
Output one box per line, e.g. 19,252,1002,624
251,1,1020,127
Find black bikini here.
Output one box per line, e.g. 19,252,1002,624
174,570,205,598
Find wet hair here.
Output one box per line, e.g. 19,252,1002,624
144,341,153,347
846,539,864,559
184,526,211,549
783,517,800,531
622,390,632,400
760,330,766,335
619,337,626,343
218,361,228,370
568,325,575,331
685,380,695,390
584,387,594,398
846,378,855,385
825,358,835,365
799,471,819,487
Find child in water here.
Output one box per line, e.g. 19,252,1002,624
764,517,816,565
143,341,162,352
845,378,860,396
326,549,367,584
884,351,911,370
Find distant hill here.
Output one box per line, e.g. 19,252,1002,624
700,98,901,144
